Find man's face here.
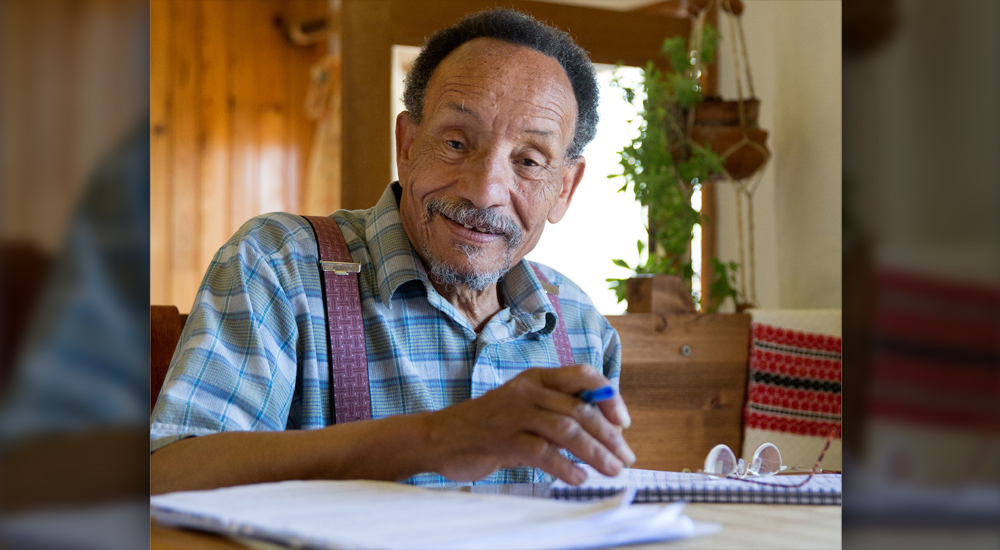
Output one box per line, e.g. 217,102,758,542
395,38,585,291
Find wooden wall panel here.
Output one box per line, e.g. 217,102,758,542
229,1,262,237
198,0,233,275
256,0,291,215
169,0,202,310
150,0,172,306
286,0,324,216
609,313,751,472
150,0,328,311
1,0,148,252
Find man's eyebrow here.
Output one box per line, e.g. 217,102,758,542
446,101,480,122
524,128,554,137
445,101,555,139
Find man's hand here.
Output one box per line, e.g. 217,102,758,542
424,365,635,485
151,366,633,494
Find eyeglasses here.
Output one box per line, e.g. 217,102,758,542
698,430,837,488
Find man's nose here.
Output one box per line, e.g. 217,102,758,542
456,149,512,209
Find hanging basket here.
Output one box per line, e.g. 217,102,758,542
685,0,771,183
694,96,759,126
692,124,769,181
691,97,768,180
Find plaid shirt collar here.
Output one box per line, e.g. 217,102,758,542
366,183,557,336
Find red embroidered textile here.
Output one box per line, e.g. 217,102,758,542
744,323,842,439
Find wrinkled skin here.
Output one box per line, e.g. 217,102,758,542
395,38,586,330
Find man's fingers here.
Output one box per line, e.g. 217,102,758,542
532,387,636,468
597,398,632,430
534,365,607,394
534,366,633,429
522,407,626,477
509,433,587,485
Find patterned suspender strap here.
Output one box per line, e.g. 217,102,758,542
530,264,574,367
303,215,371,424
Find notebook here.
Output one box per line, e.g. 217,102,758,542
150,479,721,550
550,465,841,505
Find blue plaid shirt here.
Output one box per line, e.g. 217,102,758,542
150,183,621,485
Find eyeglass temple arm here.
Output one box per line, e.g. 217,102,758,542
811,430,837,473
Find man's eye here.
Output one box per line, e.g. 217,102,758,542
520,158,539,167
446,140,464,150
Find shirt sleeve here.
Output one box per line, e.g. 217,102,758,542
150,217,312,453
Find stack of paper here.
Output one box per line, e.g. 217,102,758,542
150,479,719,549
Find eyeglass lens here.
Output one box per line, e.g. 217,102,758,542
704,444,737,476
751,443,782,475
705,442,784,477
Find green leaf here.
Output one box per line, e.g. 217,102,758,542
704,257,741,313
612,258,631,269
660,36,688,74
606,278,628,304
701,23,720,65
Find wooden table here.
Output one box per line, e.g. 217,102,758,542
150,484,842,550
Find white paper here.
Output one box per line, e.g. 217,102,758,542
150,479,719,550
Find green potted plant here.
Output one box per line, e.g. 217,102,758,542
607,26,742,314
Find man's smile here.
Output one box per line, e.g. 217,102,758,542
439,211,502,235
424,196,523,251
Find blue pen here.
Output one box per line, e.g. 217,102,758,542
577,385,615,404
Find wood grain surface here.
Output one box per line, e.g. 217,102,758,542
150,0,329,310
609,313,751,472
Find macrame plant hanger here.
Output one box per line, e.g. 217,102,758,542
718,1,770,307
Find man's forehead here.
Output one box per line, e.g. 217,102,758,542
423,38,576,123
429,38,571,93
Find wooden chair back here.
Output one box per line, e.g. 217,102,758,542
1,242,52,391
609,313,751,472
150,305,187,412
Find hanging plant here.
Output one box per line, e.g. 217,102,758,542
606,26,735,310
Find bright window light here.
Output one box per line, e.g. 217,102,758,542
526,64,647,315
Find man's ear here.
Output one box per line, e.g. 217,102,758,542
547,157,586,224
395,112,418,179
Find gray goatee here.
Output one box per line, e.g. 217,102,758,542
422,197,523,291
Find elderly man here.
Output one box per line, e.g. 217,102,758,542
151,9,635,494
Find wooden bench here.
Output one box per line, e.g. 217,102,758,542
610,313,751,472
150,305,187,412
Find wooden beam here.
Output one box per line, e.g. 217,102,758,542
700,181,717,309
340,0,393,210
388,0,689,68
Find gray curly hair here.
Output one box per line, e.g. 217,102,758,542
402,8,599,159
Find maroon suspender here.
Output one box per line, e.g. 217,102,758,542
304,215,574,426
303,215,371,424
531,264,575,367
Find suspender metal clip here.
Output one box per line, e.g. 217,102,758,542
320,261,361,275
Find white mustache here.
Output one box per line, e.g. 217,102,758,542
425,198,522,249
